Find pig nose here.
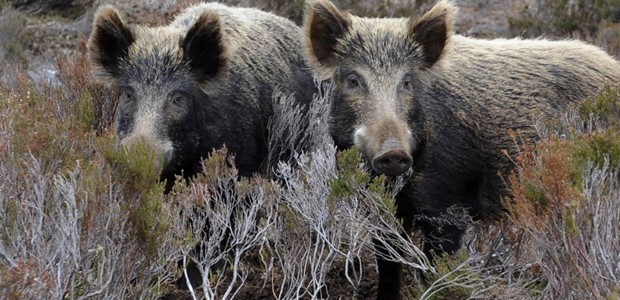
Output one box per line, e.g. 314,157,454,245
372,149,412,176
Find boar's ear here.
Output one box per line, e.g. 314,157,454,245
303,0,351,78
88,6,134,80
408,0,455,69
182,12,226,82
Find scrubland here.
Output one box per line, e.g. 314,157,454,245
1,0,619,299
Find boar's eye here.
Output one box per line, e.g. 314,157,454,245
401,74,414,92
119,87,135,108
167,91,192,118
345,73,363,91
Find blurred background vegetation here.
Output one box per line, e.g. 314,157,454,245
0,0,619,82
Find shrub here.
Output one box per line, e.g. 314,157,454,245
0,55,430,299
504,86,620,298
0,6,29,67
509,0,620,56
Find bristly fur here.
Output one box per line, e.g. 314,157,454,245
89,1,315,292
303,0,620,299
88,2,314,181
304,0,456,81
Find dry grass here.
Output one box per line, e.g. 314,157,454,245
1,1,619,298
0,50,426,299
2,49,618,298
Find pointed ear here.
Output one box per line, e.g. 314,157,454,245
88,6,134,80
408,0,455,69
182,12,226,82
303,0,351,78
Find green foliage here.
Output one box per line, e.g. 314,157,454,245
99,136,171,258
509,0,620,53
2,3,618,297
523,182,551,215
12,0,94,19
6,80,92,174
504,83,620,298
77,89,95,129
596,22,620,56
606,285,620,300
136,185,169,258
57,47,120,134
508,13,544,37
408,250,480,300
560,87,620,183
100,136,162,192
550,0,616,33
569,129,620,177
577,131,620,169
579,85,620,130
329,148,370,200
1,62,176,297
0,7,29,67
196,147,235,186
514,87,620,205
328,148,395,214
1,200,18,245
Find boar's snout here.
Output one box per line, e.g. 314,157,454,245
355,119,414,176
372,148,412,176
